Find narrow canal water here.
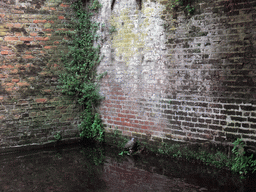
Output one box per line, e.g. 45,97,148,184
0,143,255,192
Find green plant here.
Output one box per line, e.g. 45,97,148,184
167,0,195,16
89,0,102,11
59,0,106,142
118,150,130,156
79,113,104,142
109,25,117,34
113,128,119,137
150,141,234,171
151,139,256,178
231,138,256,178
54,132,62,141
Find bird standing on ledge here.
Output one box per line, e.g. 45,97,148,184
124,138,137,155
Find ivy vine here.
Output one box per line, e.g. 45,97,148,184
59,0,106,142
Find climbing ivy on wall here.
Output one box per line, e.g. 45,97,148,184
59,0,106,142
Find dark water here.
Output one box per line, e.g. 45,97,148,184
0,143,255,192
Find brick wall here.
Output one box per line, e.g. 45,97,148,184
0,0,80,147
97,0,256,150
1,0,256,151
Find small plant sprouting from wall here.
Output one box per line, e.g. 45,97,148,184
167,0,195,17
54,132,62,141
59,0,106,142
109,25,117,34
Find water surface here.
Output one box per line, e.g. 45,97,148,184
0,143,254,191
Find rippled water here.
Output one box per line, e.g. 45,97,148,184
0,143,254,192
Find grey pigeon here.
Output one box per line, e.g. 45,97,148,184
124,138,136,154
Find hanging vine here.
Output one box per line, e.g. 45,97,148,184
59,0,106,142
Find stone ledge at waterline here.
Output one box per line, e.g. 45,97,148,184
0,133,234,158
104,130,256,158
0,137,81,155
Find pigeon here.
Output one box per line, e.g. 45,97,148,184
124,138,136,154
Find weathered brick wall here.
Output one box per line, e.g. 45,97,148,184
1,0,256,151
0,0,80,147
97,0,256,150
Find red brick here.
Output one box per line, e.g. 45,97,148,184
35,98,47,103
39,71,50,76
13,23,22,28
60,3,69,7
44,46,53,49
28,77,35,81
123,122,132,126
0,74,6,78
6,65,14,69
4,36,19,41
43,29,53,32
107,120,113,124
50,7,56,10
35,37,49,41
0,66,6,69
149,122,154,125
118,113,126,118
42,89,51,93
1,51,8,55
10,69,18,74
20,37,34,41
141,126,149,130
118,96,126,100
15,32,22,36
5,23,13,28
22,55,34,59
1,46,9,49
5,88,13,92
30,32,37,36
17,82,30,87
26,63,35,68
56,28,69,31
12,79,20,83
33,20,47,23
58,16,65,20
5,83,14,87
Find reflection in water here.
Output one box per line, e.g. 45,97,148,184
0,143,254,192
103,156,203,192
